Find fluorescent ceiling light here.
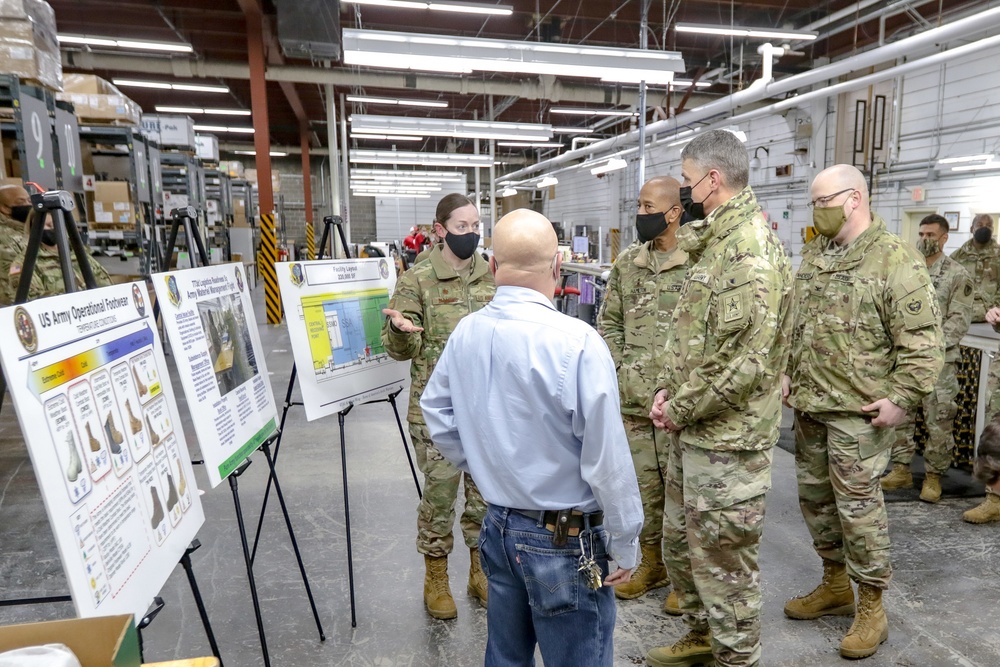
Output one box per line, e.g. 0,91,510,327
354,192,432,199
952,161,1000,172
673,79,713,88
350,133,425,141
193,125,254,134
350,149,493,168
58,34,193,52
156,106,251,116
351,169,464,181
550,108,636,117
500,187,518,197
347,95,448,108
342,0,512,16
675,22,818,41
351,114,552,141
939,154,994,164
496,141,561,148
343,29,683,86
552,127,594,134
114,79,229,93
536,176,558,188
232,150,288,157
591,158,628,175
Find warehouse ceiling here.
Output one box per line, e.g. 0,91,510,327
51,0,985,158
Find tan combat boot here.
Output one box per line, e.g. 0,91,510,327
784,559,855,619
615,543,669,600
919,472,942,503
646,628,713,667
840,583,888,659
962,491,1000,524
662,589,682,616
468,547,488,608
880,464,912,491
423,555,457,620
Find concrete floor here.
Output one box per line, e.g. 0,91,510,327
1,285,999,666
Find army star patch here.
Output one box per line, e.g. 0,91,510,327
906,298,922,315
724,292,744,322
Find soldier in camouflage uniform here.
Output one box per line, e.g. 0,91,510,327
950,213,1000,322
0,220,111,305
962,304,1000,524
598,175,687,604
884,214,972,502
0,184,32,233
645,130,792,667
381,193,495,620
783,165,943,660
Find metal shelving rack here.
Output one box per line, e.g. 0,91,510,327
204,167,232,262
159,151,206,267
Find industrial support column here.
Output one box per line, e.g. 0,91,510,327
325,84,343,257
245,8,280,323
301,124,315,259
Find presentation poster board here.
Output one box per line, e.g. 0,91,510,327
0,282,204,619
276,258,408,421
152,263,278,487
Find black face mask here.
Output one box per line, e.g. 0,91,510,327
974,227,993,244
679,173,712,220
445,231,480,260
635,211,668,243
679,209,696,226
10,204,31,223
40,229,57,246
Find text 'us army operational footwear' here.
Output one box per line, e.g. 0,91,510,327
646,628,713,667
423,555,457,620
962,491,1000,524
839,583,888,659
784,559,855,620
615,543,669,600
468,547,488,608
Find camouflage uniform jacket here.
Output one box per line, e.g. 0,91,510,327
950,239,1000,321
787,215,944,415
659,186,793,452
599,241,688,416
381,244,495,424
927,254,973,363
0,230,112,306
0,212,22,233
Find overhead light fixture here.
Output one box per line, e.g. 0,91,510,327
343,29,683,85
354,192,432,199
155,106,251,116
675,22,818,41
552,127,594,134
536,176,558,188
232,150,288,157
58,34,193,53
496,141,561,148
500,187,518,197
350,133,425,141
346,95,448,108
939,154,994,165
590,158,628,175
550,108,636,117
114,79,229,94
351,169,464,181
342,0,512,16
350,149,493,168
749,146,769,169
952,161,1000,172
351,114,552,141
672,79,713,88
193,125,254,134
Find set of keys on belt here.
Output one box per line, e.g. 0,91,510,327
577,530,603,590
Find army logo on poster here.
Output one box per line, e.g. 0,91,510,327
290,263,304,287
378,258,390,280
235,265,245,293
14,306,37,353
132,284,146,316
165,275,182,307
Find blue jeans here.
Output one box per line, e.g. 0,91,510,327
479,504,617,667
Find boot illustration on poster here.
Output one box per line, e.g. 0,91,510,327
145,414,160,446
149,485,165,529
125,399,142,434
175,457,187,497
65,432,82,483
132,364,148,397
166,473,179,512
85,422,101,453
104,413,123,455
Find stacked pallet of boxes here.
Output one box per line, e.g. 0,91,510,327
0,0,61,91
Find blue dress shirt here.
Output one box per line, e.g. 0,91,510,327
421,285,642,569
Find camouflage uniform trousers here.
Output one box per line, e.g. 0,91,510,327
623,414,671,546
892,361,959,474
987,353,1000,422
794,411,892,588
661,434,771,667
411,423,485,556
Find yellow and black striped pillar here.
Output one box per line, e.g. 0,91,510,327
305,219,315,260
260,212,282,324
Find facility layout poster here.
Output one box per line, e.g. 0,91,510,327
276,258,408,421
0,282,205,619
152,263,278,488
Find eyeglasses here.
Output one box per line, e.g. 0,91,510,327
808,188,856,209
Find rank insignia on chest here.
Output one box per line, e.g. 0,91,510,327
906,298,923,315
724,292,744,322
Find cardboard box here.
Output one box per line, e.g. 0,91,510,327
0,614,140,667
222,160,244,178
195,134,219,162
0,0,61,90
141,114,196,149
232,199,248,227
57,74,142,126
92,181,134,226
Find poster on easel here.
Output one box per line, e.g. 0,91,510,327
152,263,278,488
276,258,408,421
0,282,205,619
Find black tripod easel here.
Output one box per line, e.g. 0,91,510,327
250,215,421,628
0,192,222,664
152,206,211,322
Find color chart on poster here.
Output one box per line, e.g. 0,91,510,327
152,263,278,487
277,258,408,421
0,282,204,619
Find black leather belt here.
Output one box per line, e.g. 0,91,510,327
511,508,604,537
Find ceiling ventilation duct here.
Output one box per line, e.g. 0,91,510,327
274,0,343,61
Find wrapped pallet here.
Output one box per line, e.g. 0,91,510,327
0,0,61,90
56,74,142,126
